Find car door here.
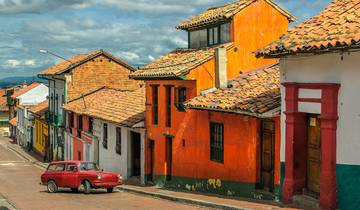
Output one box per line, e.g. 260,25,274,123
62,164,79,188
53,163,65,187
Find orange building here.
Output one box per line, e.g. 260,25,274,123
131,0,294,199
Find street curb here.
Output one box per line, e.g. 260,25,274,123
119,186,250,210
0,193,17,210
6,145,47,169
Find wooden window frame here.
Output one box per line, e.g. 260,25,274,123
151,85,159,125
210,122,224,163
89,117,93,134
165,86,172,127
116,127,121,155
174,87,187,112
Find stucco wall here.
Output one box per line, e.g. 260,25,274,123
94,119,145,184
280,51,360,165
17,84,48,106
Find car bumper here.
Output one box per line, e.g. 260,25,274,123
92,180,123,188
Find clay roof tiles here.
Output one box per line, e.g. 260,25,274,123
131,43,233,79
256,0,360,57
63,87,145,127
10,82,41,99
187,63,280,117
28,100,48,116
176,0,295,30
38,50,137,76
9,117,16,126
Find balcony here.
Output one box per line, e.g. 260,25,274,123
45,111,63,127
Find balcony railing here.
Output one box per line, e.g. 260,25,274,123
45,111,63,127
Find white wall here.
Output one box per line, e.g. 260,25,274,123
280,51,360,165
17,84,48,106
94,118,145,184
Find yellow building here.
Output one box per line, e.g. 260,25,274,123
29,100,48,157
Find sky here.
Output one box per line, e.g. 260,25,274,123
0,0,332,79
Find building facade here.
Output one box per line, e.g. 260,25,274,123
38,50,141,161
0,89,9,136
63,88,146,184
131,0,293,199
256,0,360,209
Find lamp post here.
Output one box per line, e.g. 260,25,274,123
39,49,73,64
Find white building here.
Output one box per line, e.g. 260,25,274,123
63,87,146,184
256,1,360,209
11,83,48,148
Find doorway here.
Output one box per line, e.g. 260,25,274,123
260,119,275,191
165,137,172,181
306,115,321,196
131,132,141,177
149,140,155,182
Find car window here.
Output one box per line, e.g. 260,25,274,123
55,164,65,171
47,164,56,171
80,162,100,171
66,164,77,171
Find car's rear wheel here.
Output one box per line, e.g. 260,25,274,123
47,180,58,193
71,188,79,193
82,180,91,194
106,187,114,193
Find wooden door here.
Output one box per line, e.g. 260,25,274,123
307,115,321,194
260,119,275,191
149,140,155,182
165,137,172,181
131,132,141,176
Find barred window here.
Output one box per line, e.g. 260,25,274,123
152,85,159,125
165,86,172,127
116,127,121,155
210,122,224,163
103,123,108,149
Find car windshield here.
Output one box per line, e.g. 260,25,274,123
79,162,100,171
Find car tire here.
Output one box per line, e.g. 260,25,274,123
71,188,79,193
106,187,114,193
47,180,58,193
83,180,91,194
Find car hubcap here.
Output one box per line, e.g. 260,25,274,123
48,183,55,192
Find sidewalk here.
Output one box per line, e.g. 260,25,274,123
0,193,16,210
119,185,300,210
2,138,48,169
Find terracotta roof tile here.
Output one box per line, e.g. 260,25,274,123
38,50,136,76
187,63,280,117
131,43,233,79
9,117,16,126
29,100,48,116
0,89,8,111
176,0,295,30
63,87,145,127
257,0,360,56
10,82,42,99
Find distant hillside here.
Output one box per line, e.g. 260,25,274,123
0,76,47,89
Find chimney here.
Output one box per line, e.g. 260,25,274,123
215,47,227,89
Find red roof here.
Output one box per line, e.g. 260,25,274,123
11,83,42,99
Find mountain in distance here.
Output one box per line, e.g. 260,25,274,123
0,76,47,89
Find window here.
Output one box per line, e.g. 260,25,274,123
89,117,93,134
77,115,83,130
175,87,186,112
103,123,108,149
69,112,74,128
220,23,231,44
210,122,224,163
55,164,65,171
80,162,99,171
208,26,219,46
47,164,56,171
116,127,121,155
66,164,77,171
55,94,59,114
152,85,159,125
166,86,172,127
189,29,207,48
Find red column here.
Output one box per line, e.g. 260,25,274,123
319,85,339,210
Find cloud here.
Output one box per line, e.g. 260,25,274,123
0,0,93,14
3,59,37,68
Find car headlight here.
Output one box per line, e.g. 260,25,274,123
97,174,102,180
117,174,122,180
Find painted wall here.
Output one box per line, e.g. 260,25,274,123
280,51,360,209
16,84,48,106
33,118,48,156
186,0,289,93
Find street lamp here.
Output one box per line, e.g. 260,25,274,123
39,49,73,64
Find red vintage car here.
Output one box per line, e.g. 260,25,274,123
41,161,123,194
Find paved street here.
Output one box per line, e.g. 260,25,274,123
0,137,205,210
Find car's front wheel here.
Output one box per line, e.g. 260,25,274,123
106,187,114,193
47,180,58,193
82,180,91,194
